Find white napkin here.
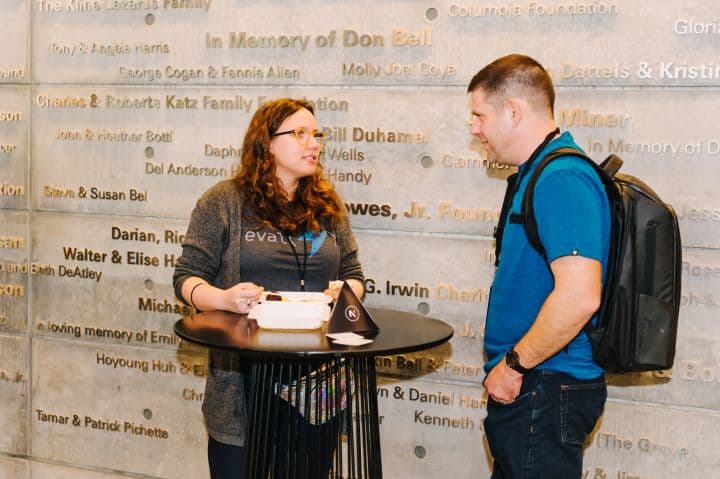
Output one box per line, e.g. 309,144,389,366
326,332,373,346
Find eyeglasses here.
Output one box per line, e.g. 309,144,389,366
272,127,325,147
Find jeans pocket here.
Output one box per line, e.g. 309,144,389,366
560,378,607,446
485,388,535,461
488,389,534,409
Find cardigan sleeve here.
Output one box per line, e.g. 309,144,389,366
173,184,232,303
334,216,365,284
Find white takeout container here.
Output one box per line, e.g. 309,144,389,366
261,291,332,303
249,301,331,330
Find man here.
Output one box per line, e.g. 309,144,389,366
469,54,610,478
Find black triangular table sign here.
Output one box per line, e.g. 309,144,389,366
326,281,379,337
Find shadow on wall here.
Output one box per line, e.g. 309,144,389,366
606,371,671,388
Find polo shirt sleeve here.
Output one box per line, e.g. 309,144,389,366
533,166,605,263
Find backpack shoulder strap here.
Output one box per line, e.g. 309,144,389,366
600,154,623,178
521,148,625,342
493,172,518,267
521,147,598,260
494,147,623,267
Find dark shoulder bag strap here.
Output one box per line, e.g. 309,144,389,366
521,147,594,260
494,128,559,266
493,172,518,267
519,148,626,343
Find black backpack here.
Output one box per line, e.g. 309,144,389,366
495,148,682,374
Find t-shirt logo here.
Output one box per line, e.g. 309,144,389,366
300,230,327,257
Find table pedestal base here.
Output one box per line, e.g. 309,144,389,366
245,355,382,479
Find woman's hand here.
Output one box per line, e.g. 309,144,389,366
324,280,343,301
324,279,364,301
223,282,264,314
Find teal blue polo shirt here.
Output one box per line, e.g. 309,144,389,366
483,132,610,380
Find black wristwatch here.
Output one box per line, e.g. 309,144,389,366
505,349,532,375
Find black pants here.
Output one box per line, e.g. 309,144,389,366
208,403,339,479
208,435,246,479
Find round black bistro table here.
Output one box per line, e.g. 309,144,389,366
174,307,453,479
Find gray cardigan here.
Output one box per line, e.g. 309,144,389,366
173,179,364,446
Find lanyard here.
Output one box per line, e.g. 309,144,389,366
509,127,560,203
287,232,308,291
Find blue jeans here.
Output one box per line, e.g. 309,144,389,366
484,370,606,479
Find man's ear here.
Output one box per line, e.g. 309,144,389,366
505,97,523,126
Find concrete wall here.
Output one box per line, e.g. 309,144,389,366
1,1,719,477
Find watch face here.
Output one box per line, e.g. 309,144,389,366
505,350,527,373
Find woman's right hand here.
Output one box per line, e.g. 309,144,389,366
223,282,264,314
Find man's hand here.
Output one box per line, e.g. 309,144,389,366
484,360,523,404
484,255,602,404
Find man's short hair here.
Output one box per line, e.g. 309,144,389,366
467,54,555,115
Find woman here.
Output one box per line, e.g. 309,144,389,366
173,98,365,478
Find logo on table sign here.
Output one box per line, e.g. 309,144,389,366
345,306,360,322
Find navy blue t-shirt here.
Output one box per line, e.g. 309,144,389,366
484,132,610,379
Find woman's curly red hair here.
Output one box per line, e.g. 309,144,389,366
233,98,346,235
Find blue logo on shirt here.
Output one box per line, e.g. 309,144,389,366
300,231,327,257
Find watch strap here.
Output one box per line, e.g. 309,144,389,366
505,349,532,375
